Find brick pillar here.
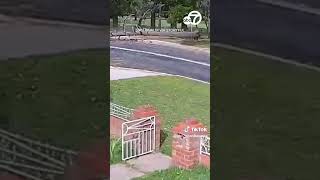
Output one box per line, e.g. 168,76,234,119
110,116,126,138
131,105,161,151
171,119,208,169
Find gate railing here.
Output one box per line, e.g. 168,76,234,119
110,102,134,121
200,136,210,156
121,116,156,160
0,129,77,180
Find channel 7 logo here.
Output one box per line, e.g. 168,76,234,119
183,11,202,26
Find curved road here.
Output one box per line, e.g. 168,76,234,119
111,40,210,83
0,15,210,83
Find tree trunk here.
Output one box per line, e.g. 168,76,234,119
181,23,188,31
205,19,209,33
170,23,177,28
138,18,143,26
151,11,156,30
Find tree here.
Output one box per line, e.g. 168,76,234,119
129,0,155,27
163,0,201,29
200,0,210,34
167,5,192,29
111,0,132,29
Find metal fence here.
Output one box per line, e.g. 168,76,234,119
110,102,134,121
121,116,156,160
200,136,210,156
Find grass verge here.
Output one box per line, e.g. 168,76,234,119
0,49,107,150
110,138,122,164
214,47,320,180
110,76,210,155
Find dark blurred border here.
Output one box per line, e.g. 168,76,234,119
0,0,108,25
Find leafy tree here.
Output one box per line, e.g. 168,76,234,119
167,5,192,29
200,0,210,34
111,0,132,28
132,0,155,26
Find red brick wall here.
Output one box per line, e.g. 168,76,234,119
172,135,200,169
131,105,161,152
110,116,125,138
171,119,210,169
199,154,210,168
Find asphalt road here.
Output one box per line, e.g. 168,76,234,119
111,40,210,82
0,15,210,83
214,0,320,65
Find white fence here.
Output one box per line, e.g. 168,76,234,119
110,103,156,161
200,136,210,156
110,102,134,121
121,116,156,161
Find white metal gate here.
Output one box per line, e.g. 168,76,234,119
121,116,156,160
200,136,210,156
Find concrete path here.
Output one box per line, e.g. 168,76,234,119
110,66,210,84
110,153,172,180
110,66,168,80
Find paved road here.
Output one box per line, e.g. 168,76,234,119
111,40,210,82
0,15,210,83
214,0,320,65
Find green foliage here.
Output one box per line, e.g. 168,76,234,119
111,0,133,16
110,138,122,164
167,5,192,25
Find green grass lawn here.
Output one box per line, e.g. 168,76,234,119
133,166,210,180
112,17,208,29
0,49,108,150
213,47,320,180
110,76,210,156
